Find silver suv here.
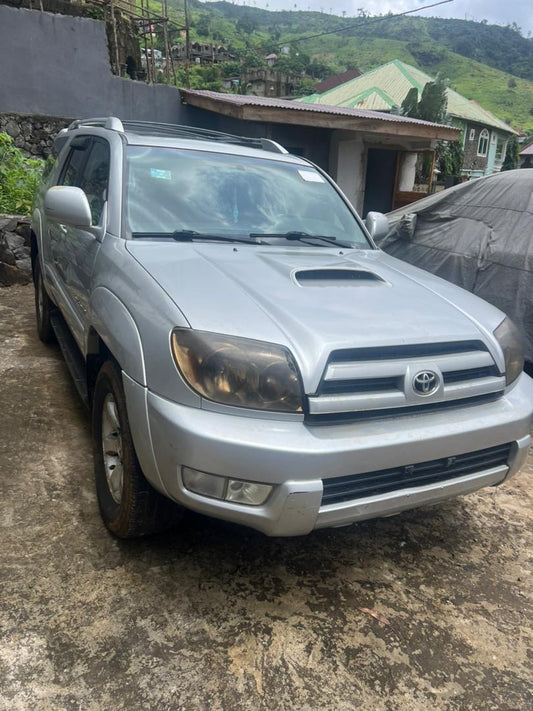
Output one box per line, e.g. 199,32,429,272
31,117,533,538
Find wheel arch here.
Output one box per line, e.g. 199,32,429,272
88,287,147,395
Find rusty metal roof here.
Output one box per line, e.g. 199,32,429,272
315,69,362,93
180,88,456,130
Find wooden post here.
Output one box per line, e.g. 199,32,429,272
184,0,191,89
110,0,121,76
162,0,171,83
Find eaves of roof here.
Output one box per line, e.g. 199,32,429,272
180,89,460,142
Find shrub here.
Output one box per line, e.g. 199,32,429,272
0,133,44,215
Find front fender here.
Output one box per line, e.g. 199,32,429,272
90,287,146,385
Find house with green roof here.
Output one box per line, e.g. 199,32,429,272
299,60,518,179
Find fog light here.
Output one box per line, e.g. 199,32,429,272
182,467,272,506
225,479,272,506
182,467,226,499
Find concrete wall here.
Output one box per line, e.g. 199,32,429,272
0,6,189,123
329,133,366,214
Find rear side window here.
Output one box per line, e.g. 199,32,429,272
59,137,110,225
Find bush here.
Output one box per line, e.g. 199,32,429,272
0,133,44,215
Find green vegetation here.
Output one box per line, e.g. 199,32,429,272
0,134,43,215
157,1,533,132
502,135,520,170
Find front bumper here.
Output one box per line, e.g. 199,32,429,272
124,372,533,537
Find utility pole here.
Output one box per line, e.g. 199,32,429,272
162,0,171,83
184,0,191,89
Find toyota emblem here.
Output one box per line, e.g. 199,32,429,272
413,370,439,396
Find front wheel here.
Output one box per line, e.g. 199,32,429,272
92,361,181,538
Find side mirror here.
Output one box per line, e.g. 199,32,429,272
44,186,92,229
365,211,390,241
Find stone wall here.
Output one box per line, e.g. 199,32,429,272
462,122,490,174
0,215,32,286
0,114,69,158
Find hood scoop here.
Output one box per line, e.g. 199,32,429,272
294,268,387,287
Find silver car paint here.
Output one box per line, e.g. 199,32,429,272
33,124,533,536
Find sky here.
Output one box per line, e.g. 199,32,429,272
205,1,533,37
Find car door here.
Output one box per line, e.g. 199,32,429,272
51,136,110,347
47,135,90,325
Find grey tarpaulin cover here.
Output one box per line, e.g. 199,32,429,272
376,169,533,362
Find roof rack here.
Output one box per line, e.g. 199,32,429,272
65,117,288,154
67,117,124,132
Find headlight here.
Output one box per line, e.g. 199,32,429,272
493,317,524,386
171,329,303,412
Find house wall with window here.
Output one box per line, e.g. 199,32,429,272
462,122,508,177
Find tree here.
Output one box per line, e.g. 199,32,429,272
195,15,211,37
502,135,519,170
417,74,448,123
400,87,419,118
436,140,464,177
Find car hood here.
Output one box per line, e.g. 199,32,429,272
126,242,504,391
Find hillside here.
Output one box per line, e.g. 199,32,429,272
163,1,533,133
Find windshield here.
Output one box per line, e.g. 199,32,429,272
126,146,371,248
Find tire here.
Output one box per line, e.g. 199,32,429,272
34,259,55,344
92,360,182,538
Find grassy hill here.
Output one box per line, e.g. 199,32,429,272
162,1,533,133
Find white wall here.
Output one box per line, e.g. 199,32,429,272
330,134,366,214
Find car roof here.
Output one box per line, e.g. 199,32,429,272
56,117,312,167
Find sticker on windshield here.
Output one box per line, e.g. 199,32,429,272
150,168,172,180
298,170,325,183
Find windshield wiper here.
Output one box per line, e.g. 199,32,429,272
132,230,266,245
249,231,352,248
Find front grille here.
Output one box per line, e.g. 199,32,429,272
321,443,512,506
308,340,505,419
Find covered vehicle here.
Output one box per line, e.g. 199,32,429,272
376,170,533,365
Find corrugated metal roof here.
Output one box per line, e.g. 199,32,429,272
314,68,362,93
298,60,518,135
180,89,455,129
520,141,533,156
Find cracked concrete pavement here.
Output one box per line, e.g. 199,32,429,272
1,284,532,710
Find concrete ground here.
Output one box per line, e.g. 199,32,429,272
1,284,532,711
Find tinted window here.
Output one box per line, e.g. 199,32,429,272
78,139,110,225
126,146,370,247
59,137,109,225
59,141,87,188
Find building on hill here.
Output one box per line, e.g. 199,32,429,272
171,42,235,64
242,68,298,98
298,59,518,179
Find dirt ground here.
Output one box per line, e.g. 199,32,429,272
1,284,532,711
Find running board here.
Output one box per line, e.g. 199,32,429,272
50,312,89,408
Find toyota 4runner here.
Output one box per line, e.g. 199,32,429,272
31,117,533,538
